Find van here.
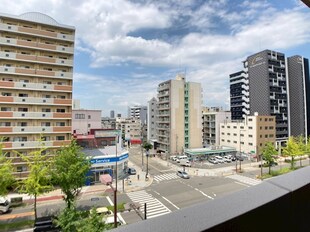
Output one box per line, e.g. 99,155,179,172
178,155,188,160
0,197,10,214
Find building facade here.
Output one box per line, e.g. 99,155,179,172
128,105,147,125
202,107,231,146
287,55,310,138
116,117,142,145
72,109,102,135
220,114,276,157
230,50,288,140
0,12,74,177
147,97,157,141
157,74,202,155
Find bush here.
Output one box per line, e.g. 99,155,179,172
107,202,125,213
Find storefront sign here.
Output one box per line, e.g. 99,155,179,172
90,153,129,164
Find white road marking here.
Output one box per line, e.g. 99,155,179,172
234,181,250,187
162,196,180,210
106,196,114,206
194,188,214,200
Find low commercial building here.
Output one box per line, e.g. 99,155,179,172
219,113,276,158
184,146,236,161
74,129,129,184
72,109,102,134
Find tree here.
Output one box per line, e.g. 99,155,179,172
19,145,53,219
282,137,300,170
261,142,278,174
52,140,91,209
296,135,306,167
0,144,15,197
142,142,153,152
54,207,107,232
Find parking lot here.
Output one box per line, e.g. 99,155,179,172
169,154,255,170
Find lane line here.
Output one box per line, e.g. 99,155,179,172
234,181,250,187
162,196,180,210
106,196,114,206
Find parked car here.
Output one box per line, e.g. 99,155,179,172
180,159,191,167
0,197,10,214
214,156,225,163
127,168,136,175
170,155,177,161
259,161,278,168
235,156,244,161
208,157,219,164
223,156,231,163
177,171,190,179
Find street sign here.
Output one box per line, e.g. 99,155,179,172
91,197,100,201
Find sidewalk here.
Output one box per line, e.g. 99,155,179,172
5,160,153,205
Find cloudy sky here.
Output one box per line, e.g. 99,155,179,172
2,0,310,116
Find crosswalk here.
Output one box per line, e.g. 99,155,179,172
226,174,262,186
153,172,179,182
126,190,171,219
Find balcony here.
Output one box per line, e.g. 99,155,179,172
0,81,72,92
0,96,72,106
0,111,71,119
0,23,74,42
2,140,71,150
0,51,73,67
157,84,170,92
0,126,71,134
0,66,73,79
0,37,74,54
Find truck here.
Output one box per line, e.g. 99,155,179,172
0,197,10,214
180,159,191,167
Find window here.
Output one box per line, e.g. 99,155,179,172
19,93,28,97
269,134,274,138
269,118,273,121
249,127,253,129
18,122,27,127
265,126,268,130
233,133,237,136
1,107,11,111
260,135,262,138
42,108,51,112
240,126,244,129
18,108,28,112
249,143,253,146
269,126,274,130
227,140,231,142
56,136,65,141
221,132,224,135
41,122,51,127
88,124,91,128
249,134,253,137
56,122,65,126
75,114,85,119
265,118,268,121
227,133,230,135
233,126,237,129
248,118,253,121
0,122,11,127
56,109,65,113
265,135,268,138
233,141,237,144
221,139,225,142
2,92,12,96
88,115,91,119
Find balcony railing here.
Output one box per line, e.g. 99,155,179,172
0,126,71,134
0,66,72,79
0,37,74,54
0,80,72,92
2,140,71,150
0,96,72,105
0,23,74,41
0,111,71,119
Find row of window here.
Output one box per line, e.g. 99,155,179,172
75,114,92,119
3,136,66,142
0,122,67,127
1,107,67,112
1,92,68,99
2,77,69,86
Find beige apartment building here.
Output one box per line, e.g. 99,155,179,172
157,74,202,155
0,12,74,178
219,113,276,157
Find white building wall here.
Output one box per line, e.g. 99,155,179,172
72,109,102,134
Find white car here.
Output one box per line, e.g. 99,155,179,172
223,156,231,163
0,197,10,214
214,156,225,163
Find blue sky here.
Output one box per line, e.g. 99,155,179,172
2,0,310,116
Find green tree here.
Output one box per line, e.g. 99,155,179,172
261,142,278,174
296,135,306,167
282,137,300,169
52,140,90,209
19,145,53,219
0,144,15,197
54,207,108,232
142,142,153,152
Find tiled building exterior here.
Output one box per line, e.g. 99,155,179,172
0,12,74,177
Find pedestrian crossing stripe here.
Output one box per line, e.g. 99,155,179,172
154,173,178,182
127,190,171,219
226,174,261,186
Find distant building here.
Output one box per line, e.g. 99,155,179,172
220,113,276,157
101,117,116,129
147,97,157,141
202,107,231,146
287,55,310,138
72,109,102,134
110,110,115,118
128,105,147,125
116,117,142,145
117,113,121,118
157,74,203,155
73,99,80,109
230,49,310,141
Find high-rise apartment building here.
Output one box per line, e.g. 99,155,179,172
202,107,230,146
230,50,288,140
0,12,74,177
128,105,147,125
231,49,310,141
110,110,115,118
157,74,202,155
147,97,157,141
287,56,310,137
